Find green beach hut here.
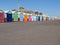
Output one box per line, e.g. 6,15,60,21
12,12,18,22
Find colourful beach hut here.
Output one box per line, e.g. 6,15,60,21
46,16,49,21
0,10,4,23
31,15,36,21
20,13,24,21
48,16,51,21
50,17,55,21
6,11,12,22
34,15,36,21
24,14,28,22
42,15,47,21
38,16,40,21
4,11,8,22
12,12,18,22
36,15,40,21
40,15,43,21
31,15,34,21
28,15,32,22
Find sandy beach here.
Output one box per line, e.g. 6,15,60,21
0,21,60,45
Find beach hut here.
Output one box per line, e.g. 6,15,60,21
4,11,8,22
28,15,32,22
46,16,49,21
42,15,47,21
0,10,4,23
12,12,18,22
31,15,34,21
33,15,36,21
48,16,52,21
31,15,36,21
38,16,40,21
48,16,51,21
50,16,55,21
31,15,33,21
24,14,28,22
27,13,32,22
6,11,12,22
39,15,42,21
54,17,59,21
36,15,38,21
43,17,46,21
36,15,40,21
20,13,24,21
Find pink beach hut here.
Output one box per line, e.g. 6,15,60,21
28,15,32,22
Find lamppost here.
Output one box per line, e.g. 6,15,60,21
18,0,20,11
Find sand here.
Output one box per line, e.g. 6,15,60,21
0,21,60,45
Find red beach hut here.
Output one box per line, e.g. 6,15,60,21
0,10,4,23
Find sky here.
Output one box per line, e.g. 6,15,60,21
0,0,60,17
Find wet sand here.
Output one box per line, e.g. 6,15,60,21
0,21,60,45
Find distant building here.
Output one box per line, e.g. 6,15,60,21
18,7,43,16
19,7,25,12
